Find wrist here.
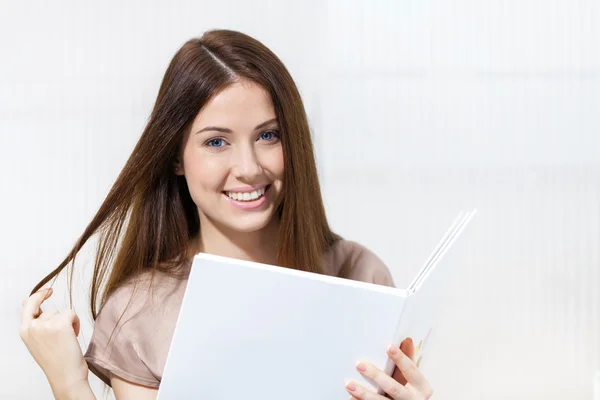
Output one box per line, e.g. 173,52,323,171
51,379,95,400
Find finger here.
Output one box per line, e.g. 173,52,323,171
38,308,59,321
387,345,432,396
346,381,387,400
354,361,410,400
21,288,53,327
72,311,81,337
60,309,81,337
345,380,388,400
392,337,416,385
391,366,407,386
399,337,415,360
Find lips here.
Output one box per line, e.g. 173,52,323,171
222,184,272,210
224,185,269,202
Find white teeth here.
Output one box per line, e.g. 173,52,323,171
226,187,267,202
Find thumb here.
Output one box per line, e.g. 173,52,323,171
400,337,415,360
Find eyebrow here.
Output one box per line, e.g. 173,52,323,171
194,118,278,135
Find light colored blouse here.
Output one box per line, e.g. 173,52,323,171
83,239,394,388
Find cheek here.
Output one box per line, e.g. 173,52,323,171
265,147,285,179
183,151,227,193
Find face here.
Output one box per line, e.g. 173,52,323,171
177,80,284,234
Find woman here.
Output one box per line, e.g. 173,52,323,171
19,29,433,399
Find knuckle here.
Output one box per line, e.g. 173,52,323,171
47,319,61,329
387,384,402,398
395,351,407,364
424,387,434,399
38,320,53,331
406,362,418,375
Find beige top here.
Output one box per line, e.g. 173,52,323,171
83,239,394,388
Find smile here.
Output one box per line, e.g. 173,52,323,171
224,185,269,202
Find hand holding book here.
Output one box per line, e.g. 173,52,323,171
345,337,433,400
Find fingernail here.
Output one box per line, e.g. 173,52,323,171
388,345,399,355
345,381,356,391
356,362,367,372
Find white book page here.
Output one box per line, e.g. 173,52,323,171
159,255,409,399
393,210,476,377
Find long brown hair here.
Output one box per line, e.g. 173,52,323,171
31,29,339,318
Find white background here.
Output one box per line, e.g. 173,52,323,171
1,1,599,399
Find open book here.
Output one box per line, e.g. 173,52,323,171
158,209,477,399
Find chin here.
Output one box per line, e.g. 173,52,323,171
225,215,275,234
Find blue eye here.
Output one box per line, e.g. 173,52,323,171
206,138,225,147
259,130,279,142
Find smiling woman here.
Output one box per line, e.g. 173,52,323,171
19,29,432,400
176,81,285,242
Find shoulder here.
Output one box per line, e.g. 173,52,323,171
93,272,159,331
325,239,395,288
84,270,187,388
97,278,145,321
96,268,188,324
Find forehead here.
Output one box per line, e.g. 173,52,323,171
192,80,276,130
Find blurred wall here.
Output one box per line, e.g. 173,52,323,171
1,1,598,399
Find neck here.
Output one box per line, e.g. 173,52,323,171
191,215,281,266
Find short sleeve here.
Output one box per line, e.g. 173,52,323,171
84,284,160,388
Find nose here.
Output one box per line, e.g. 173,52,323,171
231,144,263,182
